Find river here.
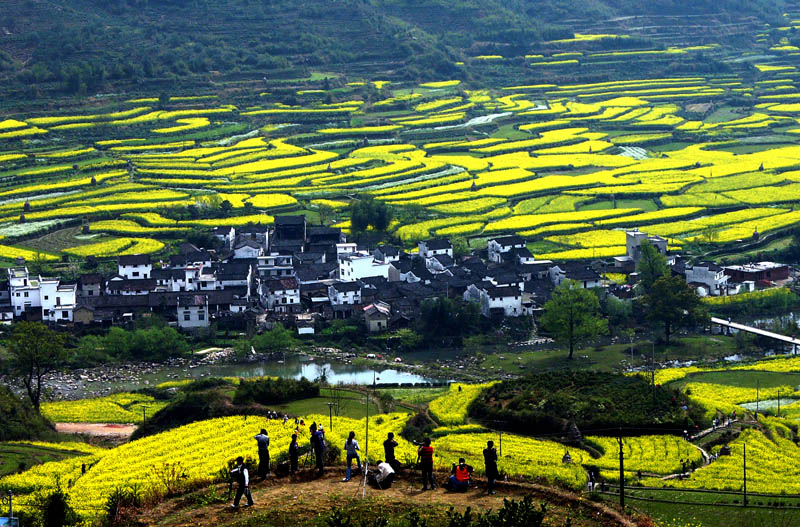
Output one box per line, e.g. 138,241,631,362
46,353,444,399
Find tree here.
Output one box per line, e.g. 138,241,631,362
252,323,297,353
643,275,707,345
7,322,69,411
391,328,423,352
349,196,393,233
636,240,668,294
317,203,335,226
540,280,607,360
451,237,470,259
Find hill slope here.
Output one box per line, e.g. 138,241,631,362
135,469,637,527
0,0,784,96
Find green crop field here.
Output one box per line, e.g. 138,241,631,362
2,14,800,262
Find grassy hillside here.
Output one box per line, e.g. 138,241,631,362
0,0,784,97
0,386,55,441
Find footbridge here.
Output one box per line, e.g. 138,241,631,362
711,317,800,350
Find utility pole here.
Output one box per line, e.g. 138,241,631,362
326,402,335,431
499,431,503,458
142,406,147,425
651,342,656,406
618,430,625,509
743,443,747,507
756,380,759,415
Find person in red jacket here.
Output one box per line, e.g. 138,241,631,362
417,437,436,490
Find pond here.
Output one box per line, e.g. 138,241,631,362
60,353,444,399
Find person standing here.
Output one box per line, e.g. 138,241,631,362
230,456,253,509
343,431,361,482
254,429,270,479
418,437,436,490
312,425,326,475
483,440,498,495
289,433,299,474
384,432,400,471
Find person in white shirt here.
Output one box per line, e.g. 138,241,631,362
230,456,253,508
343,431,361,482
369,460,396,489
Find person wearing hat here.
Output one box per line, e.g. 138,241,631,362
230,456,253,508
254,428,270,479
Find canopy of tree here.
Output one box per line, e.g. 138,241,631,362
0,0,782,97
470,371,707,435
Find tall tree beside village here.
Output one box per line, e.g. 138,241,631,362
643,275,707,345
6,322,69,411
541,280,607,360
636,240,668,294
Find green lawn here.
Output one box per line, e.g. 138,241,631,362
275,389,382,419
479,336,739,375
378,387,448,406
673,370,800,390
21,226,118,253
603,488,800,527
580,199,658,212
0,443,89,478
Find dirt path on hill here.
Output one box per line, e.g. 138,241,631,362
139,468,641,527
55,422,136,438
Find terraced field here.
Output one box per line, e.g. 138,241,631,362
4,15,800,260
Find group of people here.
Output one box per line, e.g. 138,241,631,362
228,424,502,508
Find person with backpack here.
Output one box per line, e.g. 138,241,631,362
483,440,498,495
254,429,270,479
289,433,299,475
343,431,361,482
230,456,253,509
417,437,436,490
311,425,326,476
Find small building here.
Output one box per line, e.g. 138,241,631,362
487,235,525,263
418,238,453,259
73,302,95,325
118,254,152,280
682,262,729,296
626,230,667,264
273,215,307,241
363,301,391,332
78,273,103,298
233,238,263,259
177,294,210,329
261,277,301,313
328,281,362,306
723,262,790,283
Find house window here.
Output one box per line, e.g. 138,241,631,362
23,292,28,298
61,311,68,319
198,312,205,321
44,295,48,300
88,290,94,296
183,311,191,321
132,272,139,277
56,297,61,306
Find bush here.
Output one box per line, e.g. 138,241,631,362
0,385,55,441
471,371,707,435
